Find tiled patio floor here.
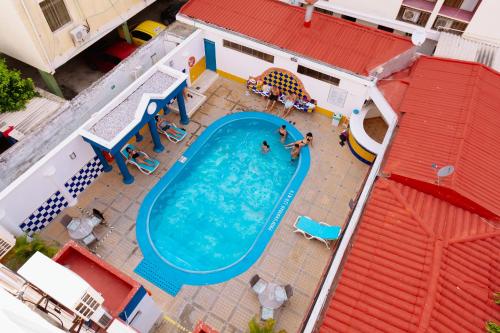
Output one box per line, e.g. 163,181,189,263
41,76,371,333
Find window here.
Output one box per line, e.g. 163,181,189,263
131,30,152,42
223,40,274,63
314,7,334,15
298,65,340,86
377,25,394,33
39,0,71,32
341,15,356,22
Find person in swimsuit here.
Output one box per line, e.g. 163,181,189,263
266,86,281,112
155,115,184,136
282,93,297,119
278,125,287,143
125,147,155,166
291,143,301,161
261,140,270,153
285,132,313,148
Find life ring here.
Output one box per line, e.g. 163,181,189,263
188,56,196,67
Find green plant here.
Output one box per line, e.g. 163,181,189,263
486,321,500,333
248,317,286,333
1,234,58,271
0,58,38,113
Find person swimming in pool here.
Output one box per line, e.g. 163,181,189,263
125,147,155,166
278,125,287,143
261,140,270,153
285,132,313,148
291,143,301,161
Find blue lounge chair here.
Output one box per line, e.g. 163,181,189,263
120,144,160,175
293,216,341,249
158,122,187,143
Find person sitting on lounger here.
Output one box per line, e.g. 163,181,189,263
125,147,155,167
155,115,184,136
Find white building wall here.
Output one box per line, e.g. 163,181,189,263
464,0,500,45
204,30,369,117
324,0,403,19
0,1,49,71
0,136,95,235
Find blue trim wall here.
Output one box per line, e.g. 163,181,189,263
119,286,147,322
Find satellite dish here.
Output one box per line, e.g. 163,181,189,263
437,165,454,177
411,30,426,46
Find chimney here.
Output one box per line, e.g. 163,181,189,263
304,0,318,27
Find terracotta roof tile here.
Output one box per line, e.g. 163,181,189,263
179,0,413,76
318,179,500,333
382,56,500,219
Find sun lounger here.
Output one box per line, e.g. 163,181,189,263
120,144,160,175
293,216,341,249
158,122,187,143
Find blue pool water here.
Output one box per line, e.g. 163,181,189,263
150,120,296,272
136,112,309,293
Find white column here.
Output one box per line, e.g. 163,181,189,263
425,0,445,30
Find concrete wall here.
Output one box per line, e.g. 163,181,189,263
0,1,49,71
325,0,403,19
0,0,158,72
464,0,500,45
0,136,95,235
0,29,192,235
201,29,369,117
163,30,205,85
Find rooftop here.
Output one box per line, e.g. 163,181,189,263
52,241,140,317
40,75,377,332
382,56,500,219
179,0,413,76
319,178,500,333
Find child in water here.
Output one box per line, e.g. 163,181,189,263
261,141,270,153
291,143,300,161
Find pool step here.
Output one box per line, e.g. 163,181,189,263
135,259,182,296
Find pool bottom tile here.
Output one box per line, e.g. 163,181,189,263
135,259,182,296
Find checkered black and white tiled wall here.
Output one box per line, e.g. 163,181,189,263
64,156,103,198
18,156,103,236
19,191,69,236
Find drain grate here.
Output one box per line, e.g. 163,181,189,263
135,259,182,296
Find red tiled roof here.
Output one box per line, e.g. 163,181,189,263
319,179,500,333
382,56,500,219
179,0,413,76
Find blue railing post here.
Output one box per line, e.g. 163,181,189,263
148,118,164,153
91,145,112,172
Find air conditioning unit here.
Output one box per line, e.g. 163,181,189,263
90,306,113,328
434,17,453,29
0,225,15,260
70,25,89,46
402,8,421,23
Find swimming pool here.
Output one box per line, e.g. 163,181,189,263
135,112,309,295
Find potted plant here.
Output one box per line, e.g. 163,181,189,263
1,234,59,271
248,317,286,333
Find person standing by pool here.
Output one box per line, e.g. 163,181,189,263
291,143,301,161
261,141,270,153
266,86,281,112
282,93,297,119
278,125,287,143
